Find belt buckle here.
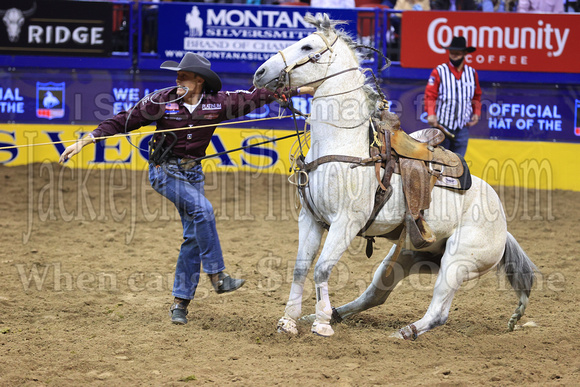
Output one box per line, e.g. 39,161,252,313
182,159,197,171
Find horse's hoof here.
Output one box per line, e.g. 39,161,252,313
298,314,316,324
398,324,419,341
507,311,520,332
311,321,334,337
277,316,298,335
389,330,404,339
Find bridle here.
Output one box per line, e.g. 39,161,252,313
274,31,369,131
275,31,359,91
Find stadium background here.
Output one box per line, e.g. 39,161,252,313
1,0,579,190
2,2,580,385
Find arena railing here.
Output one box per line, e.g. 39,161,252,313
0,1,395,73
1,1,577,86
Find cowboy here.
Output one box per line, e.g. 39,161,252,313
424,36,482,157
60,53,287,325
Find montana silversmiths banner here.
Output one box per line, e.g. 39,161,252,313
400,11,580,73
0,0,113,56
157,3,358,64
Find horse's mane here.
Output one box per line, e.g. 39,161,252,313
304,13,381,112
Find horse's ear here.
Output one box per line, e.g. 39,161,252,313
304,12,345,36
321,14,332,33
304,12,321,31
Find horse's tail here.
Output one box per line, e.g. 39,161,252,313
498,231,538,331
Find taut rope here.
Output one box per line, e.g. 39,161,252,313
0,114,294,151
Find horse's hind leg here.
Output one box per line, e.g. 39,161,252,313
277,210,325,334
332,246,417,322
395,255,479,340
501,232,537,331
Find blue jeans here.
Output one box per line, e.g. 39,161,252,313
149,162,225,300
439,126,469,157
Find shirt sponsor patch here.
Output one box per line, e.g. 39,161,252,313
202,103,221,110
165,103,180,114
428,76,435,85
204,113,219,120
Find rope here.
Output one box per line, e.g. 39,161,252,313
0,114,294,151
123,85,190,151
195,131,304,162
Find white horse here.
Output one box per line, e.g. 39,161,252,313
253,14,537,339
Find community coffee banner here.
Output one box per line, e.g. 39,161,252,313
0,0,113,56
400,11,580,73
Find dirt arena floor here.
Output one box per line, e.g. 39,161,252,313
1,163,579,386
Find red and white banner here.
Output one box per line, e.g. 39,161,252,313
400,11,580,73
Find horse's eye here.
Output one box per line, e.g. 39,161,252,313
301,45,312,51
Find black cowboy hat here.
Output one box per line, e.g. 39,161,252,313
160,52,222,93
442,36,476,53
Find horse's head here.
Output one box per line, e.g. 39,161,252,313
253,13,354,92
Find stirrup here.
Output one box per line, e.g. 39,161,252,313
406,214,436,249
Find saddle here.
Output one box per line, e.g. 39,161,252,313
293,104,471,256
367,107,471,250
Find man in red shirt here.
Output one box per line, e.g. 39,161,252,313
424,36,482,156
60,53,284,325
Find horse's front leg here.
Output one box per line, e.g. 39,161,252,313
311,222,360,337
277,209,324,334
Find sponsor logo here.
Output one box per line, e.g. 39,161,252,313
28,25,105,45
203,113,219,120
202,103,221,110
0,1,109,54
0,2,36,43
181,6,313,55
165,102,180,114
427,17,570,58
442,176,459,186
206,9,310,29
186,6,203,37
36,82,65,120
488,103,562,132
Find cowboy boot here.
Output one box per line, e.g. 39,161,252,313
208,272,245,294
169,298,190,325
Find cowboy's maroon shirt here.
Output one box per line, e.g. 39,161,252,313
91,87,276,158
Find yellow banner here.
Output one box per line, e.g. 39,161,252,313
466,139,580,192
0,124,297,175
